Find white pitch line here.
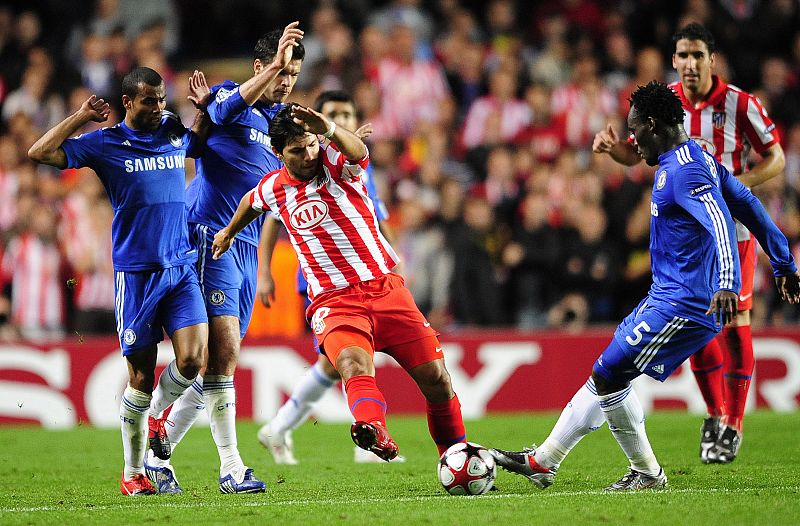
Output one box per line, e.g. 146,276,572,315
3,485,800,513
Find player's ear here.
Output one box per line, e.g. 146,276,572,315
253,59,263,74
122,94,132,111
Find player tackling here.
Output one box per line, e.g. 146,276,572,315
493,81,800,491
212,104,466,461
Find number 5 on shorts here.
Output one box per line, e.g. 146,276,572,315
626,321,651,346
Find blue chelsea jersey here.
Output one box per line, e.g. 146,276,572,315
186,80,283,246
61,112,200,272
648,140,795,328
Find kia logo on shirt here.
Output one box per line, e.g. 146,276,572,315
290,200,329,230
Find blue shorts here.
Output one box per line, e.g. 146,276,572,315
593,299,718,383
191,223,257,338
114,264,207,356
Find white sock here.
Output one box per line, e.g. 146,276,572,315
204,375,243,475
164,378,205,451
149,360,196,418
120,385,151,479
271,360,337,434
536,377,606,470
599,385,661,476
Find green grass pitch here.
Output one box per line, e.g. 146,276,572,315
1,411,799,525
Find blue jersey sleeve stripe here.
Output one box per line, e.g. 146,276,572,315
699,193,736,290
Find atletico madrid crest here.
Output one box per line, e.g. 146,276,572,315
712,112,726,129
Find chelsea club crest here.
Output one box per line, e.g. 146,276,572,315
168,133,181,147
123,328,136,346
210,289,226,306
656,170,667,190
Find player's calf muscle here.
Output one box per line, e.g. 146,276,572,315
410,361,454,402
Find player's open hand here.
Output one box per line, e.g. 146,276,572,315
775,271,800,304
706,290,738,326
257,273,276,308
592,123,619,154
188,70,211,109
355,123,373,140
291,105,330,135
274,21,304,70
81,95,111,123
211,229,234,260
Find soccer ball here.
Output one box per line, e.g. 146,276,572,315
438,442,496,496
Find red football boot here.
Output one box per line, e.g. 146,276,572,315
351,421,399,462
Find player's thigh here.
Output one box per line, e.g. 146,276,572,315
159,265,209,336
193,224,255,337
598,304,717,383
323,328,375,378
371,274,437,351
115,270,169,355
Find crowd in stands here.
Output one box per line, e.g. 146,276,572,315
2,0,800,340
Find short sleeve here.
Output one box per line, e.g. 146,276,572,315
61,129,105,169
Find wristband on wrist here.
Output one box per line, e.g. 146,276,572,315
322,121,336,139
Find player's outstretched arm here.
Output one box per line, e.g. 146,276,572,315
291,105,366,161
239,22,304,106
28,95,110,168
736,143,785,189
592,124,642,166
212,190,265,260
257,216,280,308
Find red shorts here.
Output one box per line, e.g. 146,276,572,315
307,273,439,367
737,233,756,312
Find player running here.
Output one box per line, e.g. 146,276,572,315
212,104,466,462
144,23,304,494
593,23,786,463
256,89,402,465
27,67,210,496
494,81,800,491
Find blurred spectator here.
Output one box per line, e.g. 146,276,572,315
1,205,66,340
448,192,507,326
503,193,562,328
513,82,567,164
2,63,65,130
460,67,530,151
394,199,452,328
367,0,435,57
371,22,450,139
60,172,115,334
552,54,617,150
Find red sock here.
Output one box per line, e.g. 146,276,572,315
722,325,754,432
345,375,387,426
427,395,466,456
690,337,726,417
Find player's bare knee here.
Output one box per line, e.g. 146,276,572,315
128,369,155,393
176,348,205,378
591,370,628,396
336,346,373,379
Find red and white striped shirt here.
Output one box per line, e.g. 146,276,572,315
670,76,779,176
1,233,65,333
251,146,399,299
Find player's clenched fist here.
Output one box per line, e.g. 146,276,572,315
592,123,619,154
212,228,234,260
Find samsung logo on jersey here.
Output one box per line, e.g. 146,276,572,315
690,184,712,196
124,154,186,173
250,128,271,147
